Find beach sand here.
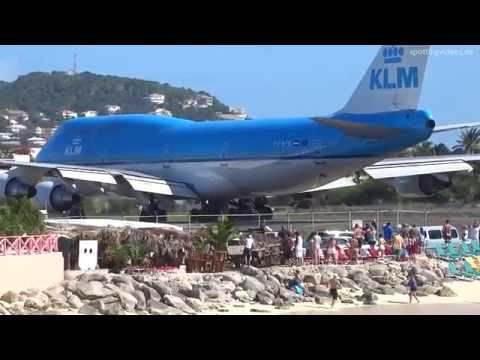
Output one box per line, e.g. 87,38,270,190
204,281,480,315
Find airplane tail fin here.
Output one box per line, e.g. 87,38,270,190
338,45,431,115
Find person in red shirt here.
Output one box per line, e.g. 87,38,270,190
369,244,379,258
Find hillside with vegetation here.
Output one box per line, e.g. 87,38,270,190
0,71,229,122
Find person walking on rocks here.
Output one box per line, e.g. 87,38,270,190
329,275,340,308
407,273,420,304
244,234,255,266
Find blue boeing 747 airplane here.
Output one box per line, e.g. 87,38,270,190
1,45,480,218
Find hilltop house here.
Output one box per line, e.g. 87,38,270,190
216,107,248,120
147,93,165,105
27,136,47,147
151,108,173,117
9,124,27,134
5,109,29,122
62,110,78,119
196,95,214,108
106,105,121,114
81,110,98,117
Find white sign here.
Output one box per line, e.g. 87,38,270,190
79,240,98,271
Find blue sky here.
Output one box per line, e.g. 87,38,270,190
0,45,478,147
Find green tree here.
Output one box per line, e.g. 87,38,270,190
206,218,238,251
453,128,480,154
0,197,45,235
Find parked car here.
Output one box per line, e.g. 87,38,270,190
422,225,460,249
318,230,353,250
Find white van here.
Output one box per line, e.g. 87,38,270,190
422,225,460,249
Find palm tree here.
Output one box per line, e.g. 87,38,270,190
207,218,238,251
453,128,480,154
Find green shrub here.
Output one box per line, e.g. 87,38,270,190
0,197,45,236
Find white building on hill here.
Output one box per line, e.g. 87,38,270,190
106,105,121,114
147,93,166,105
81,110,98,117
152,108,173,117
62,110,78,119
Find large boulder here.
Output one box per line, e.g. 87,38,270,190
149,299,184,315
103,302,124,315
436,286,457,297
78,304,101,315
256,292,274,305
339,278,360,289
234,290,253,302
117,290,138,311
78,272,109,283
88,296,119,313
63,281,78,293
118,283,137,295
368,264,388,277
348,270,370,283
67,295,83,309
221,281,236,293
170,279,193,297
434,268,445,280
376,285,395,295
191,284,206,302
303,273,322,285
222,273,244,285
148,280,175,298
184,298,206,312
163,295,196,314
240,265,261,277
76,281,114,300
360,291,378,305
415,275,428,287
264,280,281,296
240,276,266,293
111,274,138,287
331,266,348,279
132,290,147,311
24,293,50,311
138,284,162,303
278,287,295,301
420,269,440,283
310,285,330,297
393,285,408,295
1,291,19,304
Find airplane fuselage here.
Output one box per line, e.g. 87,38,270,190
36,110,434,201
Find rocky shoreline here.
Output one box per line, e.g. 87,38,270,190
0,257,458,315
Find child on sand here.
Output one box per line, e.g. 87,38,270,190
407,274,420,304
329,275,340,308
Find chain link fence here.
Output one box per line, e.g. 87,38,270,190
50,209,480,234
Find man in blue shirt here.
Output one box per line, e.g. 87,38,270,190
383,222,393,244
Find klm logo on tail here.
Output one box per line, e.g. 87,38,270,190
369,46,419,90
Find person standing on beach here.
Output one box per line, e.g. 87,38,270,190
442,220,453,245
407,274,420,304
329,275,340,308
383,222,393,245
393,232,403,261
473,221,480,243
313,231,323,265
295,232,304,265
244,234,255,266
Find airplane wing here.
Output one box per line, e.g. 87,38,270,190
433,122,480,133
304,154,480,192
0,159,199,200
364,155,480,179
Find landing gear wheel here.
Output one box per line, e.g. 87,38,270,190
139,198,167,223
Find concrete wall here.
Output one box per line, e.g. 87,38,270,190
0,252,64,295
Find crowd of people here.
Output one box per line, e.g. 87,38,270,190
274,221,427,266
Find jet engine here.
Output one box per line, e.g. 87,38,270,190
389,174,452,198
32,180,81,213
0,171,37,199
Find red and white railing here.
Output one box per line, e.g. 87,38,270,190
0,234,58,256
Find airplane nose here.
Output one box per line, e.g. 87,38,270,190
426,119,436,130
